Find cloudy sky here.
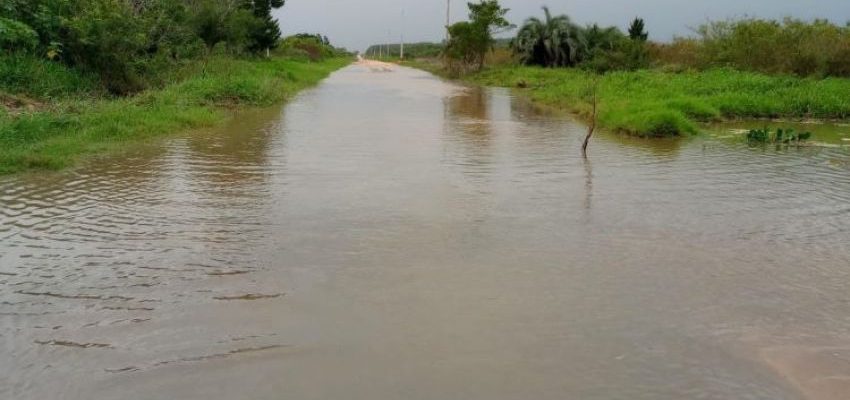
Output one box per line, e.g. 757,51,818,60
274,0,850,51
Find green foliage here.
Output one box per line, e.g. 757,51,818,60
277,34,346,61
466,65,850,137
583,39,649,73
0,53,98,98
628,18,648,41
0,0,291,96
511,8,647,72
0,17,38,50
241,0,285,54
584,24,624,54
513,7,586,67
0,0,69,53
508,12,850,78
746,127,812,144
63,0,148,94
444,0,512,74
690,17,850,77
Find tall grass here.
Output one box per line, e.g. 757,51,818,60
468,66,850,137
0,56,350,174
0,54,100,99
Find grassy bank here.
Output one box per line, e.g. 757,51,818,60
0,56,349,174
411,61,850,137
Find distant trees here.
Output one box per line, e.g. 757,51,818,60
511,8,649,72
692,17,850,76
444,0,513,74
509,7,850,78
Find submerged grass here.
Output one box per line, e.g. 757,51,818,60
0,56,350,175
445,65,850,137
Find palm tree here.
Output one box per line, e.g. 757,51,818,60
513,6,587,67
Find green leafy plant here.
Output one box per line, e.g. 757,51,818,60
0,17,38,51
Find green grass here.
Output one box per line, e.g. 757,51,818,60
0,56,350,174
0,54,101,99
458,65,850,137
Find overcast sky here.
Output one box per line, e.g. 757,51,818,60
274,0,850,51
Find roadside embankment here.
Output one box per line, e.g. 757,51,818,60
0,56,350,174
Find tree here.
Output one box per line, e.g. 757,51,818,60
628,17,648,41
444,0,512,73
63,0,148,94
1,0,71,58
242,0,285,56
513,7,586,67
190,0,232,52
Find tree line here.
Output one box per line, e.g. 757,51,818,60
443,1,850,78
1,0,287,94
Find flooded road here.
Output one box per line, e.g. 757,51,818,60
2,64,850,400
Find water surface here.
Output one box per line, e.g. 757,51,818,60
2,64,850,400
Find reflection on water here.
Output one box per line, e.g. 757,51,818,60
2,65,850,400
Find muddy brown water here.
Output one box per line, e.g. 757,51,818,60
2,65,850,400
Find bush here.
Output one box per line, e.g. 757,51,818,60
63,0,147,94
681,17,850,77
278,36,331,61
0,17,38,51
582,39,650,73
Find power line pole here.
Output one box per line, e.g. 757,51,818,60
445,0,451,42
400,9,405,60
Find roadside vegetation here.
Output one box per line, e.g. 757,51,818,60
399,1,850,138
468,67,850,137
0,0,351,174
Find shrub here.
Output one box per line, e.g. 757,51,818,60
0,17,38,51
689,17,850,77
582,39,649,73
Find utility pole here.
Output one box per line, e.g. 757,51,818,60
400,9,405,60
445,0,451,42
